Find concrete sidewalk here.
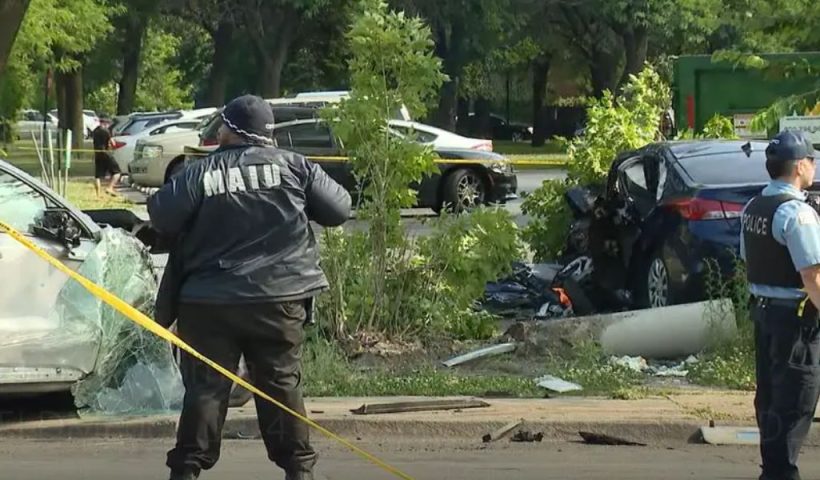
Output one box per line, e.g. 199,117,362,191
0,391,773,444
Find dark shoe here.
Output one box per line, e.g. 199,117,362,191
285,472,314,480
169,469,200,480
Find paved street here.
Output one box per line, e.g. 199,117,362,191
128,169,566,274
0,437,814,479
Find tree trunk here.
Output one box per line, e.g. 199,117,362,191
589,48,621,98
255,20,296,99
531,56,551,147
455,96,470,134
619,25,648,88
0,0,30,77
431,22,465,131
204,20,233,106
117,15,147,115
55,70,68,129
474,97,492,139
65,68,84,151
433,78,459,131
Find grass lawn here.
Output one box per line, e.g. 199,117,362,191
494,139,566,156
2,139,97,177
493,140,569,170
65,179,135,210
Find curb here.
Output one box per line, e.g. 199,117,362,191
0,415,788,446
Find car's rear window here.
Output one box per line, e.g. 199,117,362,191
678,150,776,185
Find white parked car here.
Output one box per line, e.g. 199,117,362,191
49,109,100,138
111,118,203,172
388,120,493,151
15,110,58,140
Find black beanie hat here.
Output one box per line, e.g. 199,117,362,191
221,94,275,144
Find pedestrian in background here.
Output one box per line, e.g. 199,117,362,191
91,123,121,198
740,129,820,480
147,94,352,480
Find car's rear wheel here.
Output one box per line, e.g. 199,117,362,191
441,168,486,213
633,250,674,309
511,131,524,143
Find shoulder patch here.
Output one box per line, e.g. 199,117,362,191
798,209,819,226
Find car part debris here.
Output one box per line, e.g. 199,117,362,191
442,342,516,367
482,419,524,443
700,426,760,445
350,398,490,415
579,431,646,446
535,375,582,393
511,430,543,442
610,355,649,372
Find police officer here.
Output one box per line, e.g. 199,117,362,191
740,130,820,480
147,94,352,480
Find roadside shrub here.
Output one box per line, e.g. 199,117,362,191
521,65,671,261
317,207,523,340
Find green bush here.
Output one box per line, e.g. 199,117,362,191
317,207,523,340
521,65,671,261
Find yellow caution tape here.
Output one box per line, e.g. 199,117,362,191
0,219,415,480
17,146,567,167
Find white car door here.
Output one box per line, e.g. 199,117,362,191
0,169,99,392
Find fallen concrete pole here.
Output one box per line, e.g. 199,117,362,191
599,299,737,358
533,299,737,359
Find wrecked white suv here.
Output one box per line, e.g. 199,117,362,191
0,159,183,412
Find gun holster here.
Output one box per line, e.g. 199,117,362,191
798,297,820,328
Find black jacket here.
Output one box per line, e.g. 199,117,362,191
147,143,351,307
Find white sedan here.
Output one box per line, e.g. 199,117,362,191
388,120,493,151
111,118,203,172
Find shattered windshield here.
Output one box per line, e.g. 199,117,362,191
0,170,48,232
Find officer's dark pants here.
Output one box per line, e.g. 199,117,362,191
754,300,820,480
166,301,316,477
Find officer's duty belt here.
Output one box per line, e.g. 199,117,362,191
754,296,804,308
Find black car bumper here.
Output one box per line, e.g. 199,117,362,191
487,170,518,203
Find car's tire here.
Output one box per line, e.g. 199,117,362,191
633,249,674,309
441,168,486,214
511,131,524,143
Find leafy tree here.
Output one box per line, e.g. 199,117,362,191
12,0,117,148
392,0,517,129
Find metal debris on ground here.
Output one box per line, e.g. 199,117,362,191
534,374,583,393
482,419,524,443
511,430,544,442
350,398,490,415
579,431,646,446
610,354,699,377
442,342,517,367
610,355,649,373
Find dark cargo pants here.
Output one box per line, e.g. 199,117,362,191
754,299,820,480
166,301,316,477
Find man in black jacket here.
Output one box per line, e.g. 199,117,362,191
148,94,351,480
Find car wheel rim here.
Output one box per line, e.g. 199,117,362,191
648,258,669,308
457,174,482,209
512,133,523,142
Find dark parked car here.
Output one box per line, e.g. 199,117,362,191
187,117,518,213
562,140,820,310
460,113,533,142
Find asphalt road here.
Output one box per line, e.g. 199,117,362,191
0,437,813,479
129,169,566,273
